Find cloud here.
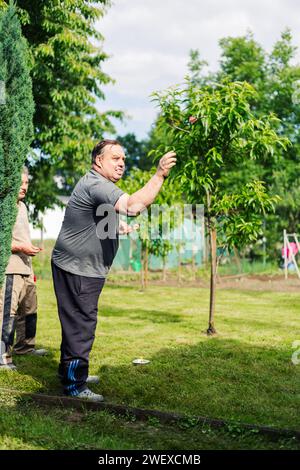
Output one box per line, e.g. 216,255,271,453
104,51,187,98
97,0,300,138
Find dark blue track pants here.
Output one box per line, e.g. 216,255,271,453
51,261,105,395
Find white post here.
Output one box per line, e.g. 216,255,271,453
284,230,288,280
293,233,300,253
129,237,132,272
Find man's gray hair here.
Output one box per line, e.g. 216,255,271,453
22,166,29,176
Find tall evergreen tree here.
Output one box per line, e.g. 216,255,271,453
0,2,34,288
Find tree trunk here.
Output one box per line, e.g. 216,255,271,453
141,245,145,291
177,246,182,283
191,247,196,281
203,232,210,269
233,246,242,274
207,226,217,335
39,219,45,279
162,256,167,281
202,218,207,266
129,237,133,272
144,245,149,288
40,218,44,250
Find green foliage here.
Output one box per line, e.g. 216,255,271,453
152,77,287,331
0,0,123,222
0,3,34,287
27,159,64,224
152,80,287,251
118,167,152,249
188,30,300,258
218,31,266,85
118,166,153,197
118,167,183,261
149,237,173,261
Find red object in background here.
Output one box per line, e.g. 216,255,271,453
282,242,298,258
34,275,37,283
189,116,198,124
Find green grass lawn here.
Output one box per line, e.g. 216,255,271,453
0,391,297,450
0,279,299,450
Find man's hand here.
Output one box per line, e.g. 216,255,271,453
115,152,177,216
118,221,139,235
156,151,177,178
12,243,42,256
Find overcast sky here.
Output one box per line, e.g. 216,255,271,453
97,0,300,140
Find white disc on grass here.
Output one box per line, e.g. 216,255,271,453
132,358,150,365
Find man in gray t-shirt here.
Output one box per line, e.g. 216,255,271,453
51,139,176,401
52,169,124,278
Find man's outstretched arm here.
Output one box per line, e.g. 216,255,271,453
114,151,176,216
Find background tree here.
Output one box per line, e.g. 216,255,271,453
188,30,300,260
117,133,153,175
147,177,183,285
153,79,288,334
0,0,123,223
149,239,173,282
118,168,153,290
118,167,182,290
0,3,34,287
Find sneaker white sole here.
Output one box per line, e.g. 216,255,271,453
86,375,100,384
76,394,104,402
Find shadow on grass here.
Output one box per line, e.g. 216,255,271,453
0,336,299,450
2,337,298,431
11,347,61,394
101,305,182,323
219,315,292,330
94,338,299,431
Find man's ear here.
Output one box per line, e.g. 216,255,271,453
96,155,103,168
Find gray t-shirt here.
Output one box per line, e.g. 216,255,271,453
52,169,125,278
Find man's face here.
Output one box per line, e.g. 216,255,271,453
18,173,29,201
96,144,126,182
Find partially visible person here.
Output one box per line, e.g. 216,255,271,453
0,167,47,371
281,241,298,270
